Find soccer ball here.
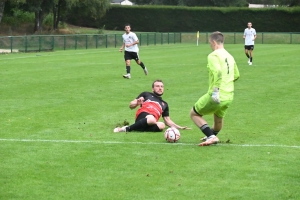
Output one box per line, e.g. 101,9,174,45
164,127,180,143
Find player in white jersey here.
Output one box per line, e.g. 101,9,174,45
119,24,148,79
243,22,256,66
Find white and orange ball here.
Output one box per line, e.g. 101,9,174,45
164,127,180,143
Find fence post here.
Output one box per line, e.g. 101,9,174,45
52,36,54,50
161,33,163,45
25,36,28,53
64,36,66,50
10,36,12,53
180,33,181,43
234,32,236,44
262,32,264,44
140,33,142,46
147,33,149,46
39,36,42,52
105,35,108,48
75,35,77,50
86,35,88,49
154,33,156,45
290,33,292,44
168,33,169,44
174,33,175,44
96,35,98,48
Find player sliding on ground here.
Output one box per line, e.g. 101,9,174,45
114,80,190,132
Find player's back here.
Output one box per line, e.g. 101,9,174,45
208,49,237,100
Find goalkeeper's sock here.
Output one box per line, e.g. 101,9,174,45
200,124,213,137
211,129,219,136
126,66,130,74
139,62,145,69
128,118,148,131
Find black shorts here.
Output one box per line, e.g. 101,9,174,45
124,51,139,61
135,112,161,132
244,45,254,50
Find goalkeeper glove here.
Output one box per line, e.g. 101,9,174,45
212,88,220,104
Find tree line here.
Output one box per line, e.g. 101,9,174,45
0,0,299,33
132,0,300,6
0,0,110,32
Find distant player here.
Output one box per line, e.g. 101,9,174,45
243,22,257,66
119,23,148,79
190,32,240,146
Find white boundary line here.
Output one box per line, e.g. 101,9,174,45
0,138,299,148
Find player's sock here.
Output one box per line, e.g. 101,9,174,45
200,124,213,137
250,57,253,62
211,129,219,136
127,118,148,131
139,62,145,69
126,66,130,74
245,54,249,58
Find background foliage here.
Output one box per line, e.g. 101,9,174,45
67,5,300,32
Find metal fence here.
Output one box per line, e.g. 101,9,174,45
0,32,299,53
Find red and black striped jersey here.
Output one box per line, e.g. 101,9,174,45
135,92,169,121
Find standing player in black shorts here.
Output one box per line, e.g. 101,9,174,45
114,80,190,132
119,23,148,79
243,22,257,66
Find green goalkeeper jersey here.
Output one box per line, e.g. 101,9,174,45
207,48,240,101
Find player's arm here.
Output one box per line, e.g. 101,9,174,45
163,116,191,130
129,92,146,109
234,62,240,82
243,30,246,39
125,40,139,47
119,43,125,52
129,97,144,110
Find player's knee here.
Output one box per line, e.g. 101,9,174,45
146,115,156,125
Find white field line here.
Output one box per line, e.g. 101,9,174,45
0,138,299,149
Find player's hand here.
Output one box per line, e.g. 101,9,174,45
119,48,123,52
136,97,144,105
125,44,131,47
211,88,220,104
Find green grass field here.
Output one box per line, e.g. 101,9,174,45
1,44,299,199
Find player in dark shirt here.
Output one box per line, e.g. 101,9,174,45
114,80,190,132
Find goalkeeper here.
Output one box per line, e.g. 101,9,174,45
190,31,240,146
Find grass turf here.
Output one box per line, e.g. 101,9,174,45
0,44,299,199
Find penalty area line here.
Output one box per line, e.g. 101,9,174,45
0,138,299,149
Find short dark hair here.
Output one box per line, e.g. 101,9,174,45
152,79,163,88
209,31,224,44
124,23,131,27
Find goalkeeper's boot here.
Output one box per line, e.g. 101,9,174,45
113,126,128,132
198,135,219,146
123,74,131,79
143,67,148,75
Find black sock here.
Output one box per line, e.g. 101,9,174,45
211,129,219,136
246,54,249,58
126,66,130,74
200,124,213,137
250,57,253,62
139,62,145,69
127,118,148,132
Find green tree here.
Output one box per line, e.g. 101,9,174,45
0,0,5,23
